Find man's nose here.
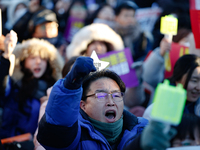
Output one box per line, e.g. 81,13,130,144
106,94,115,106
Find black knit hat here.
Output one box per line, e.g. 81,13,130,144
28,9,58,34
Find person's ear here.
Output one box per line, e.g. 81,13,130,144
80,100,86,111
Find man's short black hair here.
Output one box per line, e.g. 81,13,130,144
115,1,138,16
82,69,126,101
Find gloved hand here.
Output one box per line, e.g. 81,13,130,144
64,56,96,89
140,120,177,150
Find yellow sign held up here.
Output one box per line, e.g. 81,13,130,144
160,15,178,35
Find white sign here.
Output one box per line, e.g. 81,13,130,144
195,0,200,10
90,51,109,71
135,7,162,32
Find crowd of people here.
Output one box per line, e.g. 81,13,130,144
0,0,200,149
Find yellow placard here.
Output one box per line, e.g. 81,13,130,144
160,15,178,35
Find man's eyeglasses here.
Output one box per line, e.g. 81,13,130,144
84,92,124,102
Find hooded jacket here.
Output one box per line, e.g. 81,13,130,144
5,0,29,30
37,79,148,149
12,38,64,81
0,38,64,139
66,23,124,59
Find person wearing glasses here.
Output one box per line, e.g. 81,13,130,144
36,56,177,150
36,56,149,149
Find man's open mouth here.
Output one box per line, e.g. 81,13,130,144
105,110,116,120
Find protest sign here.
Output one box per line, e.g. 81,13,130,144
160,15,178,36
98,48,139,88
151,79,186,125
160,15,178,74
64,17,84,43
190,0,200,49
135,7,162,32
164,42,189,78
90,51,109,71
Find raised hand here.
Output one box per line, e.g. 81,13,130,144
141,120,177,150
64,56,96,89
159,37,171,57
3,30,18,59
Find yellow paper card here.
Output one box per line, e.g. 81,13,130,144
160,15,178,35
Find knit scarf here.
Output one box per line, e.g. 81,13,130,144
89,115,123,145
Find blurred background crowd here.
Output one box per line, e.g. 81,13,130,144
0,0,191,62
1,0,200,149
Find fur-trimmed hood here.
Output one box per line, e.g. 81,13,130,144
66,23,124,59
12,38,64,82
